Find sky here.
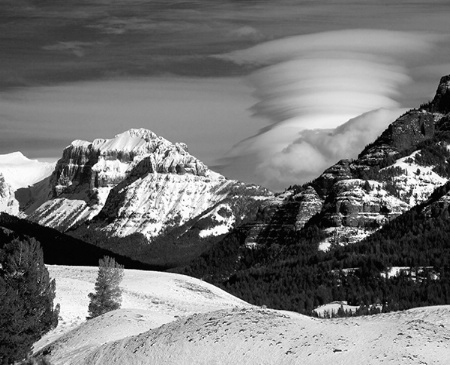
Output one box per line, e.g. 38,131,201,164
1,0,450,191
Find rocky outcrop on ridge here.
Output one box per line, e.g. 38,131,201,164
356,110,437,167
429,74,450,114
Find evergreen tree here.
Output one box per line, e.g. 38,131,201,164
0,238,59,364
88,256,124,319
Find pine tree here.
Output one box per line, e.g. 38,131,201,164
87,256,124,319
0,238,59,364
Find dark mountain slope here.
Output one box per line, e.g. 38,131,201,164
0,213,158,270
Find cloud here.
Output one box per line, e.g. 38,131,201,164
220,108,406,189
43,42,102,57
217,29,444,190
257,108,407,188
216,29,440,66
228,26,266,42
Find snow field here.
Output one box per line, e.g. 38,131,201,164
36,266,450,365
34,265,250,353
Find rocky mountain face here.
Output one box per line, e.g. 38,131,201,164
26,129,272,254
0,174,19,215
244,75,450,249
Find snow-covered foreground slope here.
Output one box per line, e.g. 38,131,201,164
36,267,450,365
34,265,249,353
42,303,450,365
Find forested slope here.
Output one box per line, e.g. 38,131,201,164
182,182,450,315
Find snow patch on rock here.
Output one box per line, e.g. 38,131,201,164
199,204,236,238
384,150,447,206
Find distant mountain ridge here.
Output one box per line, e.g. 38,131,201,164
0,152,55,191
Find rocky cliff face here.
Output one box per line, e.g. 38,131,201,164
0,173,19,215
27,128,272,242
246,75,450,249
51,128,207,197
429,75,450,114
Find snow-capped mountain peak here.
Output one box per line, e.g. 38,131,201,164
0,152,55,191
0,152,55,216
91,128,163,154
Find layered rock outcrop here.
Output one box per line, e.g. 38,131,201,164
52,128,208,197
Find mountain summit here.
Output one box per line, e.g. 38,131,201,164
428,75,450,114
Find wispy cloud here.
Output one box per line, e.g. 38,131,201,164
43,42,103,57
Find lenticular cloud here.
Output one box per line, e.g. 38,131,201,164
218,29,441,190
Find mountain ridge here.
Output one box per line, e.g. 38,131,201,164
237,75,450,250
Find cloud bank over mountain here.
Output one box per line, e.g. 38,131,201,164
218,29,442,189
